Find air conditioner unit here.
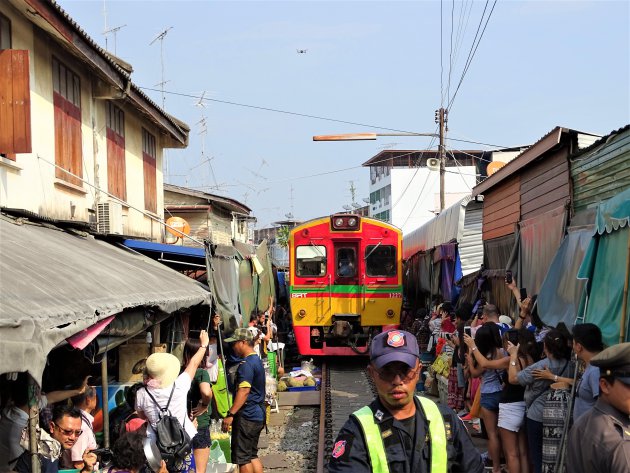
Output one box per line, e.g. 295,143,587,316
426,157,440,172
97,201,123,235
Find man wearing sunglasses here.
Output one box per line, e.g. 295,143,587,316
14,404,97,473
327,329,483,473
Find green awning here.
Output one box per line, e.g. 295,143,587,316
577,188,630,345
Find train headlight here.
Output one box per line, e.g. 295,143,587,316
386,309,395,318
298,309,307,318
334,218,344,227
348,217,357,227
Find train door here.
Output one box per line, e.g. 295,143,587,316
333,242,360,316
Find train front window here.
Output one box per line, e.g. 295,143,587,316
296,245,327,277
336,247,357,278
365,245,396,277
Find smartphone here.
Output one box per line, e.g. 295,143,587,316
505,270,513,284
506,329,519,346
464,326,472,337
520,287,527,301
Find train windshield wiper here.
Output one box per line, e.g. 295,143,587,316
364,241,382,260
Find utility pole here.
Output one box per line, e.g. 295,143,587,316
435,107,448,211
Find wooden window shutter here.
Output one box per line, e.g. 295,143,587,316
0,50,32,155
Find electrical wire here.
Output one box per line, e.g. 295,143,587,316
447,0,498,112
440,0,444,108
138,86,510,149
400,170,435,229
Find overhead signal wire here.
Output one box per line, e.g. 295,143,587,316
440,0,444,107
447,0,498,112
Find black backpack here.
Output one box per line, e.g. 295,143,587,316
144,385,192,471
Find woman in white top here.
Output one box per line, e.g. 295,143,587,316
135,330,210,472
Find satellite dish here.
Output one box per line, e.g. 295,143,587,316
362,197,370,204
426,157,440,172
166,217,190,239
487,161,506,176
342,205,352,211
351,202,361,208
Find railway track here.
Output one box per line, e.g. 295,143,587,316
316,359,374,473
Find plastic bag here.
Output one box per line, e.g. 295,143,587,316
210,439,227,464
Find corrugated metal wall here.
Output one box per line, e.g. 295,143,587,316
520,148,570,220
482,177,520,240
571,128,630,213
459,201,483,276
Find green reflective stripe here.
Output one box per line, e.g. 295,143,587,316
352,407,390,473
418,396,448,473
352,397,448,473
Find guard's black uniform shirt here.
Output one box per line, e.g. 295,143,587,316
327,396,484,473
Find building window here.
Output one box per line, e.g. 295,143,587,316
0,48,31,157
0,13,11,49
52,57,82,186
142,128,157,213
106,102,126,201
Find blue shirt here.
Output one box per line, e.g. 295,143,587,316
573,363,599,421
236,353,266,422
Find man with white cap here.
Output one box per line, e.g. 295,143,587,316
135,330,210,471
566,341,630,473
327,329,483,473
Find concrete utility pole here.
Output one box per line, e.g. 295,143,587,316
436,107,448,211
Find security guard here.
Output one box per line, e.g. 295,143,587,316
566,342,630,473
327,329,483,473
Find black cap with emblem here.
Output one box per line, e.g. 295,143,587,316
590,341,630,385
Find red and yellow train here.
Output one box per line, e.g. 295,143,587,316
288,214,403,356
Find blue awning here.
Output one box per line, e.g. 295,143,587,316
123,239,206,269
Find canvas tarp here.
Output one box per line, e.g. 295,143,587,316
209,244,242,332
519,206,567,297
577,188,630,345
0,215,212,385
537,225,593,329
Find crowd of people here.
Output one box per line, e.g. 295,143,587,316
0,297,289,473
394,277,629,473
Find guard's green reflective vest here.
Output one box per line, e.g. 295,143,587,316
352,395,448,473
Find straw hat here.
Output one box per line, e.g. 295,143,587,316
145,353,180,389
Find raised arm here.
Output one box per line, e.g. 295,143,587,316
184,330,210,380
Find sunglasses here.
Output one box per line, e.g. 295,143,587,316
374,366,419,383
54,422,83,437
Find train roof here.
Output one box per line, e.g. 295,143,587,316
290,214,402,235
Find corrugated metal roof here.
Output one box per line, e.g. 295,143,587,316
403,196,481,259
472,127,601,197
164,184,252,214
0,215,211,384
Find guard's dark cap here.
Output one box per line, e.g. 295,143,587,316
591,342,630,385
370,330,419,369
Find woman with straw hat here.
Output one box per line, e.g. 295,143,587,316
135,330,210,472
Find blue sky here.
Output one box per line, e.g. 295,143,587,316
58,0,629,229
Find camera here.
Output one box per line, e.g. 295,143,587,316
464,326,472,337
520,287,527,301
89,448,113,465
505,270,513,284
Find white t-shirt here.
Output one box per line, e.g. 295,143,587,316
64,410,97,465
135,372,197,440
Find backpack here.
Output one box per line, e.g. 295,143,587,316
143,385,192,471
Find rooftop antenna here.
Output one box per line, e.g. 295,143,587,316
103,24,127,55
195,114,219,190
349,180,357,204
149,26,173,110
289,185,295,217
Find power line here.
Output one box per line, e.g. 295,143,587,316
138,85,511,149
440,0,444,107
447,0,498,112
400,170,435,229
